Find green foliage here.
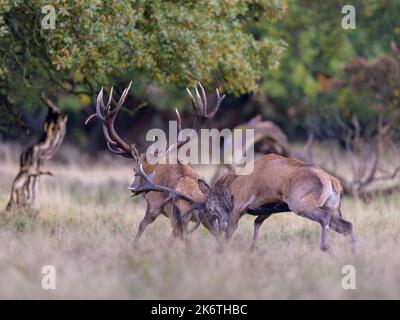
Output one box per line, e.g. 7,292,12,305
253,0,400,136
1,0,399,141
335,54,400,137
0,0,287,124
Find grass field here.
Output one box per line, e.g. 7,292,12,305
0,145,400,299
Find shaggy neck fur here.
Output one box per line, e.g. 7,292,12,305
211,172,237,213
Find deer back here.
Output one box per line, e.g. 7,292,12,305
214,154,343,213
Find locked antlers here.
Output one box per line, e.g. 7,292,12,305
129,159,206,232
129,159,203,209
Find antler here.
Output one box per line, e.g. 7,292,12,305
85,82,140,159
130,160,208,235
168,83,225,152
186,82,225,133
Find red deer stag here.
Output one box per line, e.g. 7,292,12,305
85,82,225,246
199,154,356,253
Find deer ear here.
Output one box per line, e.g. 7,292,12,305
198,179,211,195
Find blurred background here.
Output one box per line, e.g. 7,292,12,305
1,0,398,147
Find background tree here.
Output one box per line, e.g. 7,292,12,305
1,0,399,150
247,0,400,138
0,0,287,135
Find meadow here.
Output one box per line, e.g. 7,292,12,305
0,144,399,299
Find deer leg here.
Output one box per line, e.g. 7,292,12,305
171,199,184,240
295,210,332,253
166,202,181,251
133,206,157,246
329,215,356,254
320,211,332,252
251,214,272,251
180,210,193,253
167,220,189,252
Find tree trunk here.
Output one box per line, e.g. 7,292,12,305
6,100,68,210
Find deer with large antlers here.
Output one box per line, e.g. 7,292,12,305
198,154,356,253
85,82,225,246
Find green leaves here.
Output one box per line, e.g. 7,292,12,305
0,0,287,121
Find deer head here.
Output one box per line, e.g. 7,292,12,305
198,180,231,232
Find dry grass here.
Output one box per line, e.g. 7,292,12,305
0,145,400,299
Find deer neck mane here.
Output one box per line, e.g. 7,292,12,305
212,171,237,212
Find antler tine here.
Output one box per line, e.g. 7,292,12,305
198,82,207,113
186,87,195,101
175,108,182,133
84,87,106,125
186,87,197,117
207,88,226,118
99,86,107,111
84,113,97,126
186,83,225,119
194,85,205,111
112,81,132,115
165,108,188,153
106,86,114,111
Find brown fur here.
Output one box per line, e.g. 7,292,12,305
87,82,225,248
133,154,219,245
210,154,355,253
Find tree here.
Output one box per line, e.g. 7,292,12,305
323,46,400,199
0,0,287,130
248,0,400,137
